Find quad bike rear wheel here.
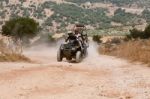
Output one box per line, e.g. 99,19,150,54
76,51,82,63
57,49,63,62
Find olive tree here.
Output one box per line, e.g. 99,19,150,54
2,17,39,53
2,17,39,43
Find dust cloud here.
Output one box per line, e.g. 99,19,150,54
23,37,100,65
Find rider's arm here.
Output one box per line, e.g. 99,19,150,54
65,37,69,42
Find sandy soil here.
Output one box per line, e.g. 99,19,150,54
0,42,150,99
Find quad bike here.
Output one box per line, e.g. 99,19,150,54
57,24,89,63
57,35,88,63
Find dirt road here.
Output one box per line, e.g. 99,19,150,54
0,42,150,99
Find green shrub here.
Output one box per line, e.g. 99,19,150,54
127,28,144,39
92,35,102,43
127,24,150,39
2,17,39,43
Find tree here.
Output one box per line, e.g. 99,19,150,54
2,17,39,43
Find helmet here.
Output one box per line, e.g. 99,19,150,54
67,31,73,36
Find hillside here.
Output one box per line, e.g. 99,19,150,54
1,1,150,99
65,0,150,8
0,0,150,33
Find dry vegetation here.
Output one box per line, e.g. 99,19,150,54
0,54,30,62
100,39,150,65
0,37,30,62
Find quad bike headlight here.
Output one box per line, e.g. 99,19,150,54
60,47,63,50
72,48,76,51
60,45,64,50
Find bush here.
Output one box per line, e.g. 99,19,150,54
127,28,144,39
92,35,102,43
2,17,39,43
127,24,150,39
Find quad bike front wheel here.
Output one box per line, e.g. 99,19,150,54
57,49,63,62
76,51,82,63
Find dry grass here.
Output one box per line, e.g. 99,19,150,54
0,54,30,62
0,36,30,62
100,39,150,65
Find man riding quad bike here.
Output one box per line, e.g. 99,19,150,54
57,24,89,63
